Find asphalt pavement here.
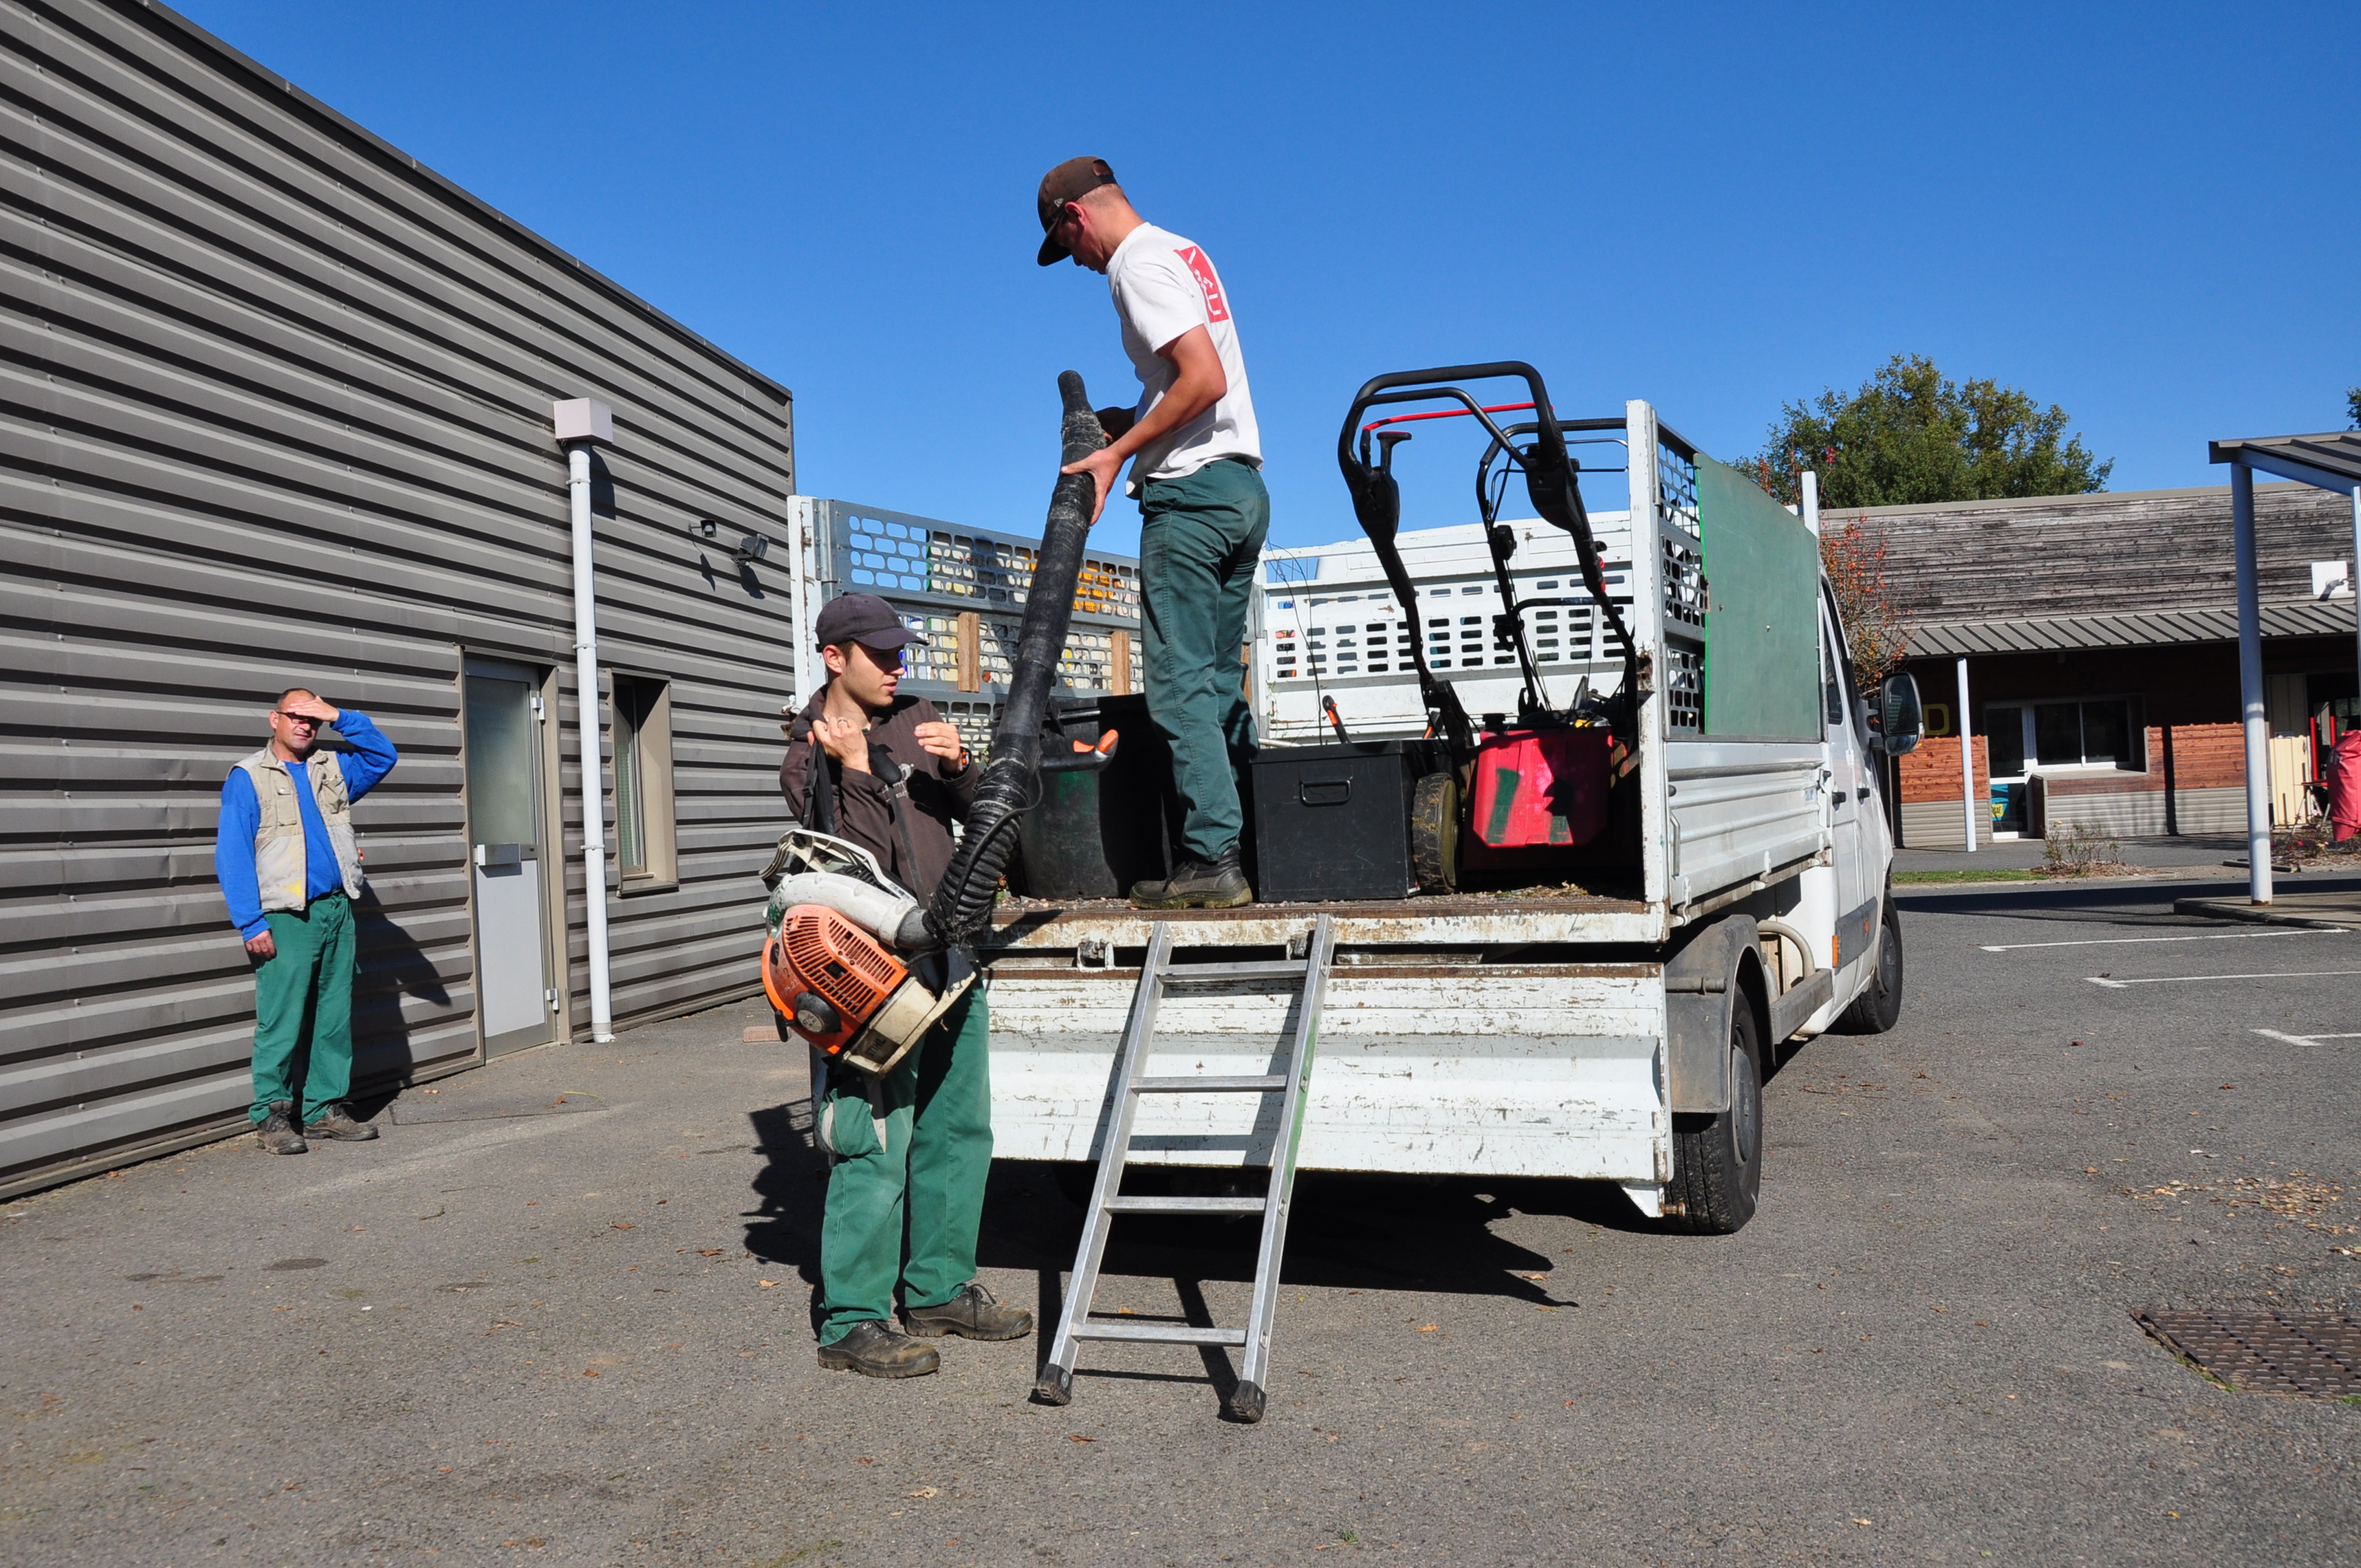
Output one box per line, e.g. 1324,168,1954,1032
5,871,2357,1567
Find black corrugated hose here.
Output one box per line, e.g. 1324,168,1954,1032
922,370,1105,947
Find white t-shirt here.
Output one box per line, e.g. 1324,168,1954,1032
1105,222,1261,493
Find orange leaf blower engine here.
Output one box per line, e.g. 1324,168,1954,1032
755,829,972,1076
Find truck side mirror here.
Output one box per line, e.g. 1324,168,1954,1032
1876,672,1923,755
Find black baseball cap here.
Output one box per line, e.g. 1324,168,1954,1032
1036,156,1117,266
812,592,924,652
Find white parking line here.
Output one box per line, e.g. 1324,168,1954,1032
2086,969,2361,989
1982,929,2346,953
2253,1028,2361,1046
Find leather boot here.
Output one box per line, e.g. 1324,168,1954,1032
904,1282,1034,1341
255,1100,307,1156
304,1102,380,1141
816,1320,940,1379
1128,846,1252,910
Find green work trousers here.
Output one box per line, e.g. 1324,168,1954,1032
815,985,992,1345
248,891,355,1124
1139,458,1270,862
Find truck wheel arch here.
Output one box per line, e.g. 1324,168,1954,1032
1664,913,1770,1116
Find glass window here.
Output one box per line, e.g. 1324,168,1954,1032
2080,700,2130,766
2034,703,2084,766
610,675,675,882
1987,706,2026,777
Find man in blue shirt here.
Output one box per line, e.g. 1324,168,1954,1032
215,688,399,1155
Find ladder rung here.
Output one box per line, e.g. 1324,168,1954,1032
1129,1074,1287,1095
1159,961,1308,983
1072,1321,1248,1346
1103,1194,1266,1215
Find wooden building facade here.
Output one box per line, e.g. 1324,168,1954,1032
1848,482,2358,846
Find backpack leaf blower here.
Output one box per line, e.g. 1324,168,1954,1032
759,371,1107,1072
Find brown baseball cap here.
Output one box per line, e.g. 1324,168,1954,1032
1035,156,1117,266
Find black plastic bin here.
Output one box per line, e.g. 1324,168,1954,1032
1012,694,1173,899
1250,739,1440,902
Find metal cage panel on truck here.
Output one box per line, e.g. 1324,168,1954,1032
785,498,1144,755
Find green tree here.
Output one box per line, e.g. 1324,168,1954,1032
2346,385,2359,429
1744,354,2111,508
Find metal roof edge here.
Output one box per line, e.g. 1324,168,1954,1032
1906,598,2355,656
122,0,793,405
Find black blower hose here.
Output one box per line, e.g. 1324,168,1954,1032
923,370,1106,946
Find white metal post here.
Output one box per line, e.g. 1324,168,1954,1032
555,399,616,1041
786,496,814,708
1800,471,1820,538
1956,657,1976,852
2231,463,2272,904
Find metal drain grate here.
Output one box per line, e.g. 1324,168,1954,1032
2134,1310,2361,1398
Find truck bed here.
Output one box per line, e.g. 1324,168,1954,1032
985,890,1661,952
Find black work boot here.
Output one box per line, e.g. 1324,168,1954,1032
255,1101,307,1156
1128,846,1252,910
904,1282,1035,1341
304,1102,379,1141
816,1319,940,1379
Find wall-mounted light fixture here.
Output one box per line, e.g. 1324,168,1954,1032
733,532,770,566
697,518,718,540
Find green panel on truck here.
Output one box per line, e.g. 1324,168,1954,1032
1695,454,1821,741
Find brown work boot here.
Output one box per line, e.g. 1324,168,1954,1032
255,1101,307,1156
816,1320,940,1379
1128,846,1252,910
303,1102,379,1141
904,1282,1034,1341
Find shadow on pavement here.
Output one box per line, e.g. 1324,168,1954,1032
736,1107,1641,1308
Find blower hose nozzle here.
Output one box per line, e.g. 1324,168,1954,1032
921,371,1106,947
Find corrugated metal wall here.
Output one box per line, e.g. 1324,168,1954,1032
0,0,799,1195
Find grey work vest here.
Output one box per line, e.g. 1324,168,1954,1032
233,747,366,911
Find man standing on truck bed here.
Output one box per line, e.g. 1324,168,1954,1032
779,592,1034,1379
1037,156,1265,910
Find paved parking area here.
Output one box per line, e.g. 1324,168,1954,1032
4,874,2357,1566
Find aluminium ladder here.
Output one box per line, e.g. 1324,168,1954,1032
1033,915,1337,1423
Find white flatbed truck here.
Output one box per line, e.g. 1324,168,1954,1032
978,398,1923,1230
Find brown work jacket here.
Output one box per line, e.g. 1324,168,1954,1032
779,689,977,901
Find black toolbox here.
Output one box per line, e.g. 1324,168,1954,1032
1250,739,1443,902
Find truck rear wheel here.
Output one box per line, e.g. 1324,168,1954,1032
1664,998,1761,1234
1838,900,1903,1034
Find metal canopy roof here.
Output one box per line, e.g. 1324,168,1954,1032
1909,598,2356,658
2208,431,2361,494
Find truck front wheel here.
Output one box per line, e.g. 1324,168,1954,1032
1664,998,1762,1234
1838,899,1904,1034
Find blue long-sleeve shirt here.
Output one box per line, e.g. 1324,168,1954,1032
215,709,399,940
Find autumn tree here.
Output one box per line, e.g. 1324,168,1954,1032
1746,354,2111,509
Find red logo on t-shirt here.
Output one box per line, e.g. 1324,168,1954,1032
1177,245,1229,323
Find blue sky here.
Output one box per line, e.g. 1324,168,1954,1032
178,1,2358,557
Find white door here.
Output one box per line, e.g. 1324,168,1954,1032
1820,594,1882,979
463,661,556,1056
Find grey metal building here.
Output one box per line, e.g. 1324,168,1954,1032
1,0,805,1194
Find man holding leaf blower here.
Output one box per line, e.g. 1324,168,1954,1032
1037,156,1266,910
779,592,1033,1378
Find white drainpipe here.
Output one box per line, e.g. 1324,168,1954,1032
554,398,616,1041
